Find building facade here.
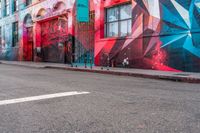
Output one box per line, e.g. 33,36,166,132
0,0,200,72
0,0,74,63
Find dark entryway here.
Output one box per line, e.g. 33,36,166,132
27,27,34,61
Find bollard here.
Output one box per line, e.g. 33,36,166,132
84,54,87,68
100,55,103,70
71,54,73,67
107,55,110,71
90,57,92,69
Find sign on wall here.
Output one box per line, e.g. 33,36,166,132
76,0,89,22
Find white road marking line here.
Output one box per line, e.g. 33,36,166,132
0,91,90,106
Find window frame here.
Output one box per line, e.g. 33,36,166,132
0,26,2,47
13,0,18,12
0,0,2,18
5,0,9,16
12,21,19,47
105,3,132,38
26,0,32,6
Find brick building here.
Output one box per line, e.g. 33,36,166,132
0,0,200,72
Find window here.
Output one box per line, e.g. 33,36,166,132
13,0,18,12
26,0,32,6
105,3,132,37
5,0,9,16
0,26,1,47
12,22,18,47
0,0,2,18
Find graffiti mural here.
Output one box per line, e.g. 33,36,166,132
94,0,200,72
0,0,69,62
41,17,68,63
0,0,200,72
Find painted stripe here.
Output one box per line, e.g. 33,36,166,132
0,91,90,106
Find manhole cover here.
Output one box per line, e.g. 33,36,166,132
174,73,190,76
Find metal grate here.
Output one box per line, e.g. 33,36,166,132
75,11,95,63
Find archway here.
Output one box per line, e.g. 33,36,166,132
36,8,47,18
53,1,66,11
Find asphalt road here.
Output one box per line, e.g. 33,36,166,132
0,64,200,133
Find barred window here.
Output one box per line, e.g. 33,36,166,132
0,0,2,18
13,0,18,12
0,26,1,47
105,3,132,37
26,0,32,6
5,0,9,16
12,22,18,47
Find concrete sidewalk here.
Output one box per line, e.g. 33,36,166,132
1,60,200,83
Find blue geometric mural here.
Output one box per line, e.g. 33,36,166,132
160,0,200,58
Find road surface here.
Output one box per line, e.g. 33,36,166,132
0,64,200,133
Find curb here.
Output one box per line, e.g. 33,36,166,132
1,62,200,83
0,62,45,69
45,66,200,84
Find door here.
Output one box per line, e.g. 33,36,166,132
27,27,34,61
41,16,68,63
23,14,34,61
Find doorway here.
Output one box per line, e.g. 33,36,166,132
24,14,34,61
27,27,34,61
40,16,68,63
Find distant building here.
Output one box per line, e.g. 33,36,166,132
0,0,200,72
